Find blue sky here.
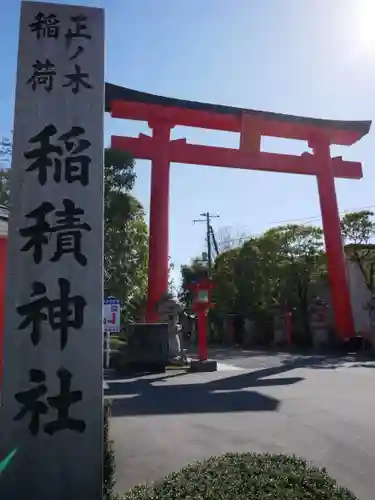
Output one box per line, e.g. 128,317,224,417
2,0,375,286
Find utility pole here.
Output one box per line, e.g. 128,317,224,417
193,212,220,277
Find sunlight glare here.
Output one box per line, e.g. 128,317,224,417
355,0,375,49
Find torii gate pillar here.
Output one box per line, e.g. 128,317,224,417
312,136,354,336
146,119,172,322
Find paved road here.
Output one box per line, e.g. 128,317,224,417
106,350,375,499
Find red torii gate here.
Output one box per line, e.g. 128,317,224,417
105,83,371,338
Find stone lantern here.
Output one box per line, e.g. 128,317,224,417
309,296,330,350
271,304,287,346
155,293,185,361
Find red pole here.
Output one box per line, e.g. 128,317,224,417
197,310,208,361
312,137,354,339
146,119,172,322
0,236,7,388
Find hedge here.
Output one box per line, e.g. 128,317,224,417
107,337,126,352
121,452,358,500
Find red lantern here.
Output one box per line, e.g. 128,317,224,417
185,278,214,361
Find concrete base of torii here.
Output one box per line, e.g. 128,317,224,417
189,359,218,373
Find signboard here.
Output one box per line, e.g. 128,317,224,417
0,3,105,500
103,298,120,333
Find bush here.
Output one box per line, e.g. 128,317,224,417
110,347,129,373
110,337,126,351
121,452,358,500
110,335,122,342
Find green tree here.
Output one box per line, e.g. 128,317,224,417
341,210,375,244
233,234,282,317
264,225,325,332
211,224,325,338
212,248,240,313
179,258,208,312
0,169,9,206
104,148,148,320
182,211,375,344
341,210,375,290
0,137,11,160
0,136,11,206
168,257,176,295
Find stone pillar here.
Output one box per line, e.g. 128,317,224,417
0,206,8,389
367,293,375,352
272,307,287,346
225,314,235,344
309,297,330,350
0,4,105,500
243,319,255,347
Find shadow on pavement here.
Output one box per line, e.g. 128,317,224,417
189,347,375,369
107,360,305,417
282,354,375,371
106,353,375,418
109,384,280,416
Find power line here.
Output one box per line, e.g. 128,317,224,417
266,204,375,226
193,212,220,276
220,203,375,244
218,204,375,246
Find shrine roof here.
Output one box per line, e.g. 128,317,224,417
105,83,371,145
